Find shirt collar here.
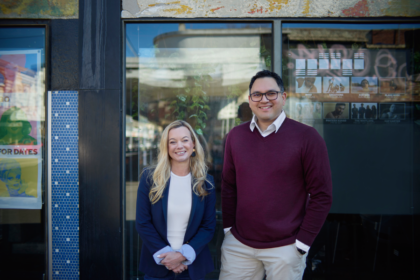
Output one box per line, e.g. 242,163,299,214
250,110,286,133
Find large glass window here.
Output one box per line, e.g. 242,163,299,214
0,27,46,279
283,23,420,279
125,21,420,280
124,22,272,279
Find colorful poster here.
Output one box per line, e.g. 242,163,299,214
0,157,41,209
0,49,43,209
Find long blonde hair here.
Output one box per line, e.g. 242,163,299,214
148,120,212,204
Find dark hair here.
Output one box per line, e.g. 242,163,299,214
336,103,346,107
237,102,249,118
249,70,284,93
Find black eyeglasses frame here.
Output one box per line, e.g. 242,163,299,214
249,90,283,102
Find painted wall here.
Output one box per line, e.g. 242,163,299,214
0,0,78,19
122,0,420,18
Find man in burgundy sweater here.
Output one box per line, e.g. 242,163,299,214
220,70,332,279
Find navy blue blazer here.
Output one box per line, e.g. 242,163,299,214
136,168,216,280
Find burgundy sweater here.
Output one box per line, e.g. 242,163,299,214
222,118,332,249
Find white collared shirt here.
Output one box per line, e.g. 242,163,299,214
249,110,286,137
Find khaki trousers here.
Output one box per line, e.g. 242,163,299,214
219,231,307,280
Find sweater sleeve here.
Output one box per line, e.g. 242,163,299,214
297,127,333,247
221,131,237,229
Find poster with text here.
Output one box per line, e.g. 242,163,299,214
323,102,349,119
0,49,43,209
350,103,378,119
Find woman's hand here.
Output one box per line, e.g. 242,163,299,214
159,251,186,270
172,263,188,274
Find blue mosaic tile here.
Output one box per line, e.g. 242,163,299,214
51,91,79,280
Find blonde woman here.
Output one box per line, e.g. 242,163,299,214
136,120,216,280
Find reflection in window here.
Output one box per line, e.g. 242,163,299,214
0,27,46,279
125,23,272,279
283,23,420,279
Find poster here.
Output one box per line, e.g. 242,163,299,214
0,49,43,209
292,101,323,120
350,103,378,119
286,48,416,102
323,102,350,119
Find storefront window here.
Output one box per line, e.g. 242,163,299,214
124,22,272,279
0,27,46,278
283,23,420,278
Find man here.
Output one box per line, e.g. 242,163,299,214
325,103,346,119
358,103,365,119
220,70,332,279
351,103,358,119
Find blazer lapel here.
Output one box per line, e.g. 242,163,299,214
162,178,171,225
187,180,199,230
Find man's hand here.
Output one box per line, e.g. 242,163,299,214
172,263,188,274
159,251,186,270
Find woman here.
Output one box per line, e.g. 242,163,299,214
365,105,372,119
0,107,37,145
371,105,377,119
0,158,33,197
358,79,372,93
136,120,216,280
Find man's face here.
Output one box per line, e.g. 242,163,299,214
335,105,345,115
248,77,286,123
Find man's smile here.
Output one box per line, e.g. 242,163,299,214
259,105,272,111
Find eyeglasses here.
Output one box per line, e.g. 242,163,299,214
249,91,282,102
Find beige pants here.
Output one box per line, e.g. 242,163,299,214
219,231,307,280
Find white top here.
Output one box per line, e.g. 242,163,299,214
167,172,192,250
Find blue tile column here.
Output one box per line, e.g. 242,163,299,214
51,91,79,279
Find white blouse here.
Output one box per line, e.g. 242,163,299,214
167,172,192,250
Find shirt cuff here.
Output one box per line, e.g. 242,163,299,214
296,239,310,253
153,246,173,265
224,227,232,234
176,244,196,265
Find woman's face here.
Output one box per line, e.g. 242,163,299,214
5,168,22,190
168,126,195,164
6,118,23,135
